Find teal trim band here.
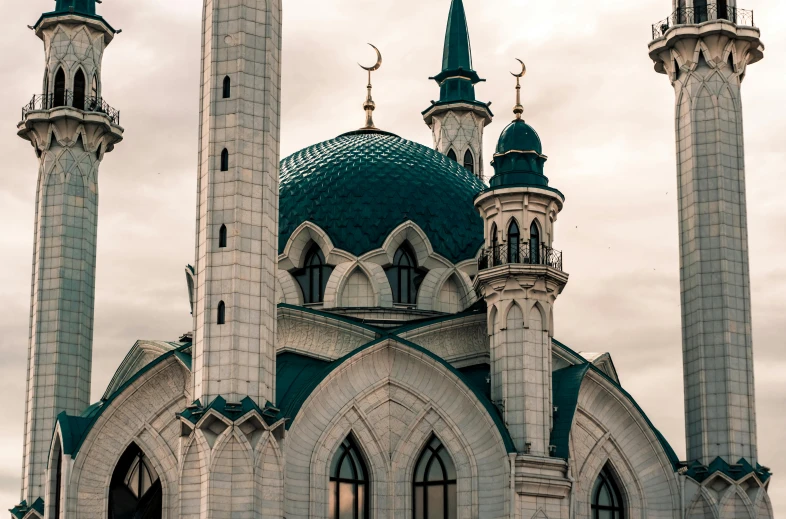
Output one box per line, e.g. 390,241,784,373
34,11,116,33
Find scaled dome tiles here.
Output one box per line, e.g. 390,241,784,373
279,130,486,263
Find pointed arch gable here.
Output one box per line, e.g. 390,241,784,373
332,263,379,309
371,220,451,269
279,221,351,270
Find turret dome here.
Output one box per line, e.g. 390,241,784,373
496,119,543,155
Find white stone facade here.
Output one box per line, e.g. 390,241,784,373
192,0,282,405
16,13,123,506
425,105,490,180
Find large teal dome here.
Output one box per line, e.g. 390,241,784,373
279,130,485,263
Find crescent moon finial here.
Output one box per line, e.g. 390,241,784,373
359,43,383,72
511,58,526,78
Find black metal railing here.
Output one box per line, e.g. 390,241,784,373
22,90,120,125
652,4,754,39
478,244,563,272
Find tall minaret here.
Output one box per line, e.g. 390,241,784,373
423,0,492,180
648,2,764,466
17,0,123,504
474,66,568,457
192,0,282,406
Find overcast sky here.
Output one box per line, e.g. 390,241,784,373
0,0,783,512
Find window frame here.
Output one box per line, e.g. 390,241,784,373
293,245,333,305
446,149,457,162
508,220,520,264
412,436,457,519
386,243,426,306
529,221,541,264
463,149,474,176
329,435,370,519
591,466,625,519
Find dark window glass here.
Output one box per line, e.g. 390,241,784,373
330,435,369,519
529,221,540,264
73,69,86,110
413,436,457,519
91,74,98,98
694,0,708,23
591,465,625,519
53,68,66,108
508,220,520,263
54,450,62,519
490,223,499,266
43,68,49,98
463,150,474,175
294,245,333,304
223,76,231,99
220,149,229,172
718,0,728,20
217,301,226,325
109,443,162,519
446,149,457,162
385,244,426,305
219,224,227,248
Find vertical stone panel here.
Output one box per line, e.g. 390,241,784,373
193,0,282,404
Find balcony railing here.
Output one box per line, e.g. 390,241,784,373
22,90,120,125
478,244,564,272
652,4,754,39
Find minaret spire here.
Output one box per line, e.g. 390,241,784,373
423,0,492,180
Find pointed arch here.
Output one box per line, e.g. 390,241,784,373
437,273,464,313
46,433,64,519
53,67,66,108
463,149,475,176
108,443,162,519
293,243,334,304
507,218,521,263
591,463,625,519
340,267,376,308
413,435,457,519
329,433,370,519
529,219,541,264
73,68,86,110
446,149,457,162
222,75,231,99
386,241,427,305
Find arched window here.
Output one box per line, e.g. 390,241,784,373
73,69,86,110
43,68,49,98
54,448,62,519
529,221,540,265
220,149,229,172
329,435,369,519
385,243,426,305
223,76,231,98
53,68,66,108
694,0,708,23
446,149,457,162
91,74,98,98
591,465,624,519
294,245,333,304
219,224,227,248
508,220,520,264
413,436,457,519
463,149,474,175
217,301,226,325
109,443,162,519
490,223,499,266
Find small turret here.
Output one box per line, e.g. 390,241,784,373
53,0,97,15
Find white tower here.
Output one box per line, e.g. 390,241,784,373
423,0,492,180
648,0,764,467
475,71,568,456
17,0,123,505
192,0,282,406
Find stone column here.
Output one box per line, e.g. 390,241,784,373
17,13,122,504
192,0,282,405
648,14,764,465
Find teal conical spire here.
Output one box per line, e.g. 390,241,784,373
53,0,97,16
429,0,486,105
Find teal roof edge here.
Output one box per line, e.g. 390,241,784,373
421,99,493,117
34,11,116,33
551,364,592,459
476,183,566,202
9,498,44,519
275,334,516,453
684,457,772,484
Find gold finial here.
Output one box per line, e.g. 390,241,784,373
511,58,526,120
359,43,383,130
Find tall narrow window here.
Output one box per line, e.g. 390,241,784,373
109,443,162,519
694,0,708,23
718,0,728,20
220,149,229,171
91,74,98,98
43,68,49,98
508,220,520,264
490,223,499,266
294,245,334,305
529,221,540,265
73,69,86,110
463,150,474,176
54,450,62,519
217,301,226,325
413,436,457,519
591,465,625,519
219,224,228,248
53,68,66,108
223,76,231,98
446,149,457,162
330,435,369,519
385,243,426,305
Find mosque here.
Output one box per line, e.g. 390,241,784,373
9,0,774,518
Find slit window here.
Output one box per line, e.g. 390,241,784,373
217,301,226,325
53,68,66,108
530,221,540,264
220,149,229,171
223,76,231,98
219,224,227,248
73,69,86,110
463,149,474,175
508,220,520,263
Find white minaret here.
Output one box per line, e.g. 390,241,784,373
17,0,123,505
474,69,568,457
648,0,764,467
192,0,282,406
423,0,492,180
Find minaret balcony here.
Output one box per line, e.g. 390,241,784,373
478,244,563,272
21,90,120,125
652,4,754,39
